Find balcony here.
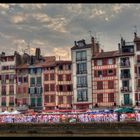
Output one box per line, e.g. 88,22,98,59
120,74,131,79
1,80,6,84
77,98,88,102
121,87,132,92
77,84,88,88
76,58,87,62
9,92,14,95
120,61,130,68
1,92,6,96
77,70,87,74
16,105,28,111
1,102,6,106
9,102,14,106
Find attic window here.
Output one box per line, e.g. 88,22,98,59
78,42,84,47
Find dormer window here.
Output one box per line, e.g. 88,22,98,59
78,42,84,47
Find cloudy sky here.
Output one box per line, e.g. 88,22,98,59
0,3,139,60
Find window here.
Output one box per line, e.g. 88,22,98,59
97,81,103,90
136,43,140,51
67,96,72,104
45,84,49,92
18,77,22,84
97,70,102,77
58,85,64,92
37,68,41,74
121,69,130,78
44,74,49,81
2,86,6,95
9,65,14,70
23,87,27,93
108,80,114,89
108,93,114,102
77,76,87,87
37,87,42,94
97,60,102,66
50,67,54,70
58,65,63,70
30,77,35,86
77,63,87,74
9,74,14,83
2,97,6,102
138,79,140,87
37,77,41,85
67,85,72,92
77,89,88,102
66,74,71,81
76,51,87,61
23,77,28,83
30,69,36,74
65,64,71,70
45,96,49,103
50,84,55,91
9,85,14,94
30,87,35,94
137,55,140,63
50,73,55,80
78,42,84,47
58,75,63,81
59,96,63,104
18,87,21,94
50,95,55,102
97,94,103,103
108,59,113,65
107,69,113,75
10,96,14,103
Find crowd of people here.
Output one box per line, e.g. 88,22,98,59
0,112,139,123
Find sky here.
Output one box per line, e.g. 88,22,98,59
0,3,139,60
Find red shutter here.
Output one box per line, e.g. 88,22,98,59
103,59,106,65
94,60,97,66
6,75,9,79
113,58,115,64
94,70,97,77
56,85,59,92
103,70,107,77
114,69,116,76
138,79,140,87
135,66,137,74
64,85,67,92
135,93,138,101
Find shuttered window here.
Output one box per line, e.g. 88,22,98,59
97,94,103,103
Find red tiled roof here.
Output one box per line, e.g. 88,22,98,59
93,51,118,59
42,56,56,67
16,64,29,69
134,36,140,42
56,60,72,64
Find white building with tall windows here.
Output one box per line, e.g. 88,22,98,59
71,37,102,109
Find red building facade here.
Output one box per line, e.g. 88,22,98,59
92,51,118,107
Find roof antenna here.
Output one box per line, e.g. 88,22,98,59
88,30,92,38
134,25,137,34
27,42,30,55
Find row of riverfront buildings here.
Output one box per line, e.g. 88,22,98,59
0,32,140,112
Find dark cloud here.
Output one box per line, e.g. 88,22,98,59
0,4,139,58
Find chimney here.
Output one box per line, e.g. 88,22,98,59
2,52,5,56
74,41,77,46
121,37,124,46
118,43,121,51
91,36,95,44
35,48,41,60
134,32,137,38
